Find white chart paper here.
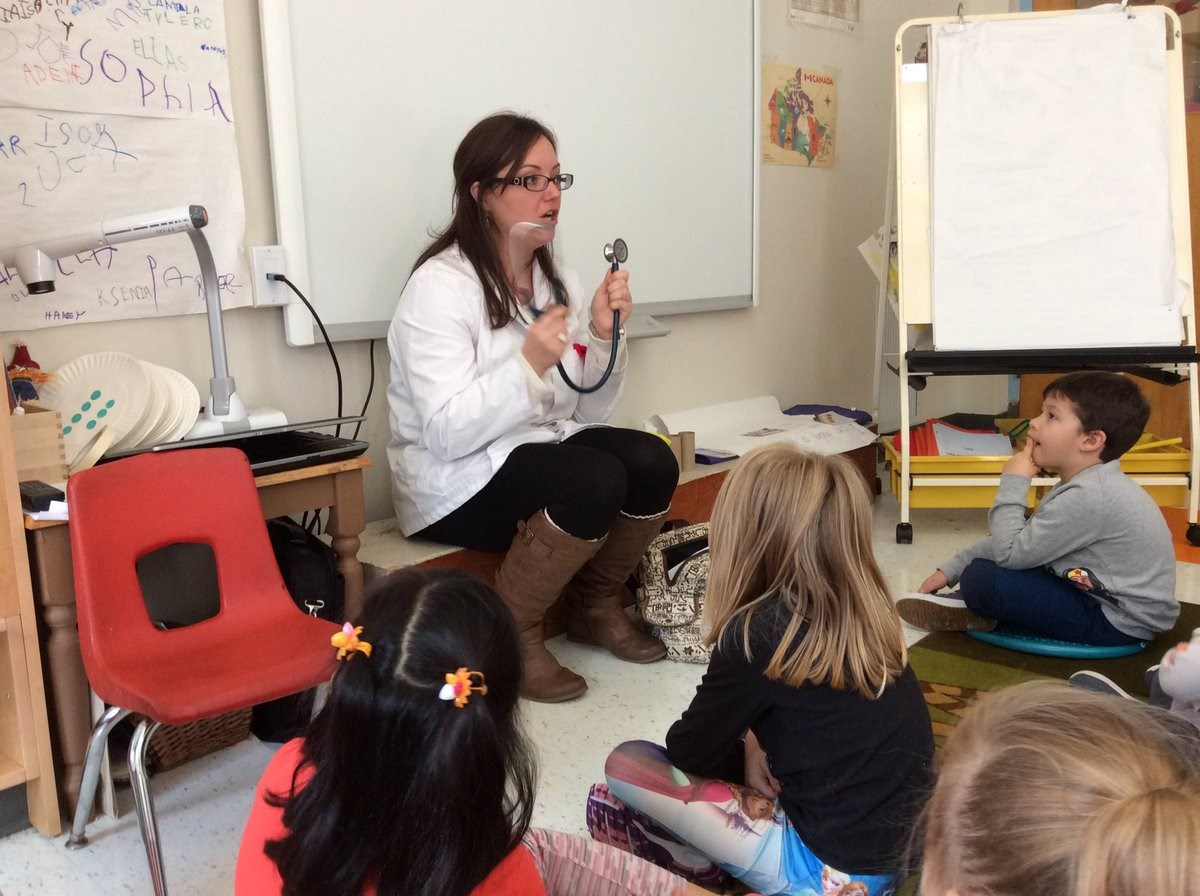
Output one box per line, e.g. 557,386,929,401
929,9,1183,350
649,396,876,459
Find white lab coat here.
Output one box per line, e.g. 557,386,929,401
387,246,628,534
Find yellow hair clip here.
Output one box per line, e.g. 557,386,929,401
439,667,488,708
331,622,372,661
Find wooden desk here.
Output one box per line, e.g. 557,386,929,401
24,456,370,817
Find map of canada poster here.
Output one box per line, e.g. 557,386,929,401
762,64,837,167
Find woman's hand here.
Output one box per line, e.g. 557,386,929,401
521,304,571,377
742,730,779,800
589,269,631,339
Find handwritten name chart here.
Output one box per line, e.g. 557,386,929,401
0,0,249,330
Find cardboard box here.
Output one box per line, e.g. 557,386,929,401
11,404,67,485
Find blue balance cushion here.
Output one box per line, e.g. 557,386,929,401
967,626,1148,659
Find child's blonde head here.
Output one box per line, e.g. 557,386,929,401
922,680,1200,896
701,443,906,698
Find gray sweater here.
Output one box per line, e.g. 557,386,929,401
940,460,1178,640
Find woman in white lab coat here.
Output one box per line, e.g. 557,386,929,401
386,112,677,703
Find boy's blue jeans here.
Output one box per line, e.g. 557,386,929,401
959,559,1143,645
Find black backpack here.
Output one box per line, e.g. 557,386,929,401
251,517,345,743
266,516,344,622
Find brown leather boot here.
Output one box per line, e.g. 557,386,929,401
565,513,669,664
494,510,604,703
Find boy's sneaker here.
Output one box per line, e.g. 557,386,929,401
1068,670,1135,701
895,592,997,632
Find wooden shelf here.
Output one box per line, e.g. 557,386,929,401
0,753,26,791
0,398,61,834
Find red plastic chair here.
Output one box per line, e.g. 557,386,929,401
64,448,340,895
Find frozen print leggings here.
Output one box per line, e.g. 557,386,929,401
587,740,896,896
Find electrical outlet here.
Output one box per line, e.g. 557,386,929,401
249,245,289,307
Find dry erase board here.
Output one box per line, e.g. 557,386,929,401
259,1,758,344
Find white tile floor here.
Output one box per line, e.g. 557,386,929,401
1,492,1195,895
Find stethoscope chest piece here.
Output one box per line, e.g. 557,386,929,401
603,239,628,270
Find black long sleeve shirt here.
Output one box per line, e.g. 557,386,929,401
665,607,934,875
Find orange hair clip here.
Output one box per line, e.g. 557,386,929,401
331,622,372,661
439,667,488,708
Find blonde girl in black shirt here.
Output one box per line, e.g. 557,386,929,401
588,443,934,896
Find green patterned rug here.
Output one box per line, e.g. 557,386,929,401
910,601,1200,747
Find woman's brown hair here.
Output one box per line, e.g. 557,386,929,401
412,112,565,329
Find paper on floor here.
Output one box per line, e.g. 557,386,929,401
648,395,876,459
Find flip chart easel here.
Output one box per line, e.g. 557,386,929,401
892,4,1200,545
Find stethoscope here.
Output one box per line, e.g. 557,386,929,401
541,238,626,394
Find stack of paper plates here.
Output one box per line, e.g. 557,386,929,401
38,352,151,468
38,352,201,468
138,365,201,447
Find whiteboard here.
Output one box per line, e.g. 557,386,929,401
259,1,758,345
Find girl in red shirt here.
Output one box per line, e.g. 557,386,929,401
236,567,712,896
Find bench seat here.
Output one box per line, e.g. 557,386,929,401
356,464,734,634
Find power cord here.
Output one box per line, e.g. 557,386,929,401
354,339,377,442
267,273,344,433
264,274,378,536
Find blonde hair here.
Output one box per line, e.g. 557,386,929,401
921,680,1200,896
701,443,907,698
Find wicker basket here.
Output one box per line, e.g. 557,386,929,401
147,707,253,772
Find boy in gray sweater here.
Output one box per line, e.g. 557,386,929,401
898,372,1178,644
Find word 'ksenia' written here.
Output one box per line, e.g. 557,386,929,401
0,246,241,316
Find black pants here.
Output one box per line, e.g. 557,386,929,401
418,427,679,551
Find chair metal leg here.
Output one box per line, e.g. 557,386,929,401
129,717,167,896
66,705,131,849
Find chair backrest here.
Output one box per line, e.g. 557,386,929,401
67,448,304,695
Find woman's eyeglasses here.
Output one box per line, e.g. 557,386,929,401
501,173,574,192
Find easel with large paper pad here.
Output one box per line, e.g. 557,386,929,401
891,3,1200,545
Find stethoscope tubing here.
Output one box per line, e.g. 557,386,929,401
543,275,619,394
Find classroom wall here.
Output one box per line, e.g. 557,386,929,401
4,0,1009,525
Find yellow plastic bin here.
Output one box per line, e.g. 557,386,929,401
883,432,1190,509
